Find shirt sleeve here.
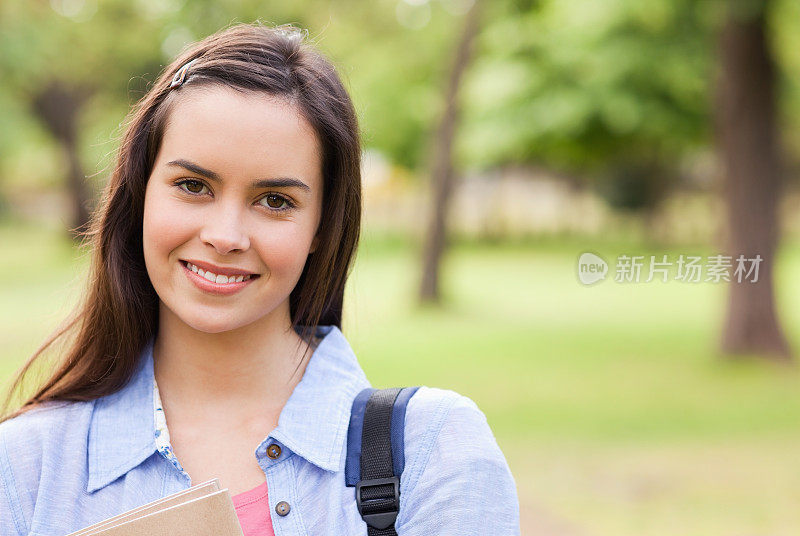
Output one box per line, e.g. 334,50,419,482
397,392,520,536
0,421,28,536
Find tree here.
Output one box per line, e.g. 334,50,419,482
0,1,164,237
419,1,482,304
458,0,712,205
715,0,792,360
0,0,331,237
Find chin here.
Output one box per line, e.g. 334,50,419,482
187,322,235,334
190,319,245,334
175,309,247,334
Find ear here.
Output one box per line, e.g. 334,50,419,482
310,234,320,254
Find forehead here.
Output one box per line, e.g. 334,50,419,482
157,86,322,184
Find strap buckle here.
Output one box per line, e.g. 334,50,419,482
355,476,400,530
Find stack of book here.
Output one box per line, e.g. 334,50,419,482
67,479,243,535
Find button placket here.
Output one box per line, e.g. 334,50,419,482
263,449,305,534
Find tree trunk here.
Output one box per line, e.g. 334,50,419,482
419,1,481,304
716,0,791,360
32,80,93,239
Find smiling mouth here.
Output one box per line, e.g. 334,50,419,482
180,260,260,284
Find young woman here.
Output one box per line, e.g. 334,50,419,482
0,23,519,535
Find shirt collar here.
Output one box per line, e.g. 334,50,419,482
269,325,370,472
86,337,157,493
86,325,369,493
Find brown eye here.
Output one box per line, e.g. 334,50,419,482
263,194,287,209
179,180,207,195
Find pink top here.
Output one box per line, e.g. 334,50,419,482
231,480,275,536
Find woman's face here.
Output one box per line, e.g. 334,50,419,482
142,86,323,334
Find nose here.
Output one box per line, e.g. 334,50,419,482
198,203,251,255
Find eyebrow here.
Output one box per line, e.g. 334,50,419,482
166,158,311,191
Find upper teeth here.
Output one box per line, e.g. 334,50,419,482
186,262,251,284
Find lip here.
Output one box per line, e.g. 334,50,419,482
181,259,259,277
180,261,258,296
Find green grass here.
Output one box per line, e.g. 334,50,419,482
3,218,800,535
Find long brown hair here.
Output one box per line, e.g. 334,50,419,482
1,22,362,423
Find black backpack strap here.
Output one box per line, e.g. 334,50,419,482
346,387,420,535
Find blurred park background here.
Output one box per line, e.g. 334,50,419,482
3,0,800,534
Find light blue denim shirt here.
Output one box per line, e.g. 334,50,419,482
0,325,519,535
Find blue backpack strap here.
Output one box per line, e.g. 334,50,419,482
346,387,421,533
346,386,420,486
346,387,376,486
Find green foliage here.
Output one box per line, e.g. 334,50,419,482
325,1,464,170
773,0,800,158
459,0,714,178
597,161,669,211
1,0,799,210
0,0,466,184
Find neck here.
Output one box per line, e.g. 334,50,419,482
152,303,315,419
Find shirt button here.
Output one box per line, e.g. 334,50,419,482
267,444,282,459
275,501,291,516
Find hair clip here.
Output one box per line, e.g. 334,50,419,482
170,59,198,89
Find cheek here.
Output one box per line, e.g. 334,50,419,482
254,224,315,274
142,190,193,265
